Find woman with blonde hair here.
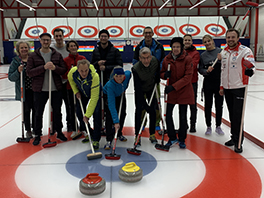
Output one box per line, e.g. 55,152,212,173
198,34,224,136
8,40,35,138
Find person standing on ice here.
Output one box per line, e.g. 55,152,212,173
218,28,255,153
102,66,131,149
160,37,194,149
27,32,67,146
132,47,160,146
67,59,101,150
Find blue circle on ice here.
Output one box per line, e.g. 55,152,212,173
32,29,40,34
211,27,219,32
185,28,194,32
84,29,91,34
136,29,143,33
66,147,157,182
110,29,117,34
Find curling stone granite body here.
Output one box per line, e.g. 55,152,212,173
119,162,143,182
79,173,106,195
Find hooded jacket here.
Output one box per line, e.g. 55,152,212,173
185,45,200,83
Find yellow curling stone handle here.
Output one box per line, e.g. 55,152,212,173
122,162,140,172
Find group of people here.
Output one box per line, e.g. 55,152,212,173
8,26,255,153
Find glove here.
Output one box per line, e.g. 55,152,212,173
164,70,171,79
245,68,254,77
165,85,174,94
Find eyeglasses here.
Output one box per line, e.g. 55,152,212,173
41,39,51,42
144,32,153,35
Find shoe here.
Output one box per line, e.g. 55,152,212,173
205,127,212,135
225,139,235,146
26,131,33,138
155,126,161,131
92,141,99,150
82,136,90,143
215,126,224,135
189,125,196,133
179,142,186,149
234,144,243,153
165,138,179,147
33,136,41,146
71,131,77,138
104,141,112,150
149,134,158,144
57,132,67,141
119,135,127,142
134,136,141,147
50,130,56,136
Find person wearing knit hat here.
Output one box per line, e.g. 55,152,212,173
103,66,131,149
98,29,110,38
160,37,194,149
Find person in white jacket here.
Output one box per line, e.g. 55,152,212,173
218,28,255,153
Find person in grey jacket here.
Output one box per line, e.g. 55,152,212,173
8,40,35,138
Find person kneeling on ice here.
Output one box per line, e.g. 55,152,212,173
132,47,160,146
160,37,194,149
103,66,131,149
67,59,101,150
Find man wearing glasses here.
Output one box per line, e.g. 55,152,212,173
133,27,165,133
27,32,67,146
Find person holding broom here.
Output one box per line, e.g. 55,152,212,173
103,66,131,149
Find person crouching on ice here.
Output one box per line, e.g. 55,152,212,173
132,47,160,146
160,37,194,149
103,66,131,149
67,59,102,150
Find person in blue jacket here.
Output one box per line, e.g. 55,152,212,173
8,40,35,139
103,66,131,149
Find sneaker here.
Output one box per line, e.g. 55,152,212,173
225,139,235,146
33,136,41,146
71,131,78,138
82,136,90,143
155,126,161,131
189,125,196,133
119,135,127,142
165,138,179,147
205,127,212,135
134,136,141,147
234,144,243,153
104,141,112,150
215,126,224,135
26,131,33,138
149,134,158,144
179,142,186,149
92,141,99,150
57,132,67,141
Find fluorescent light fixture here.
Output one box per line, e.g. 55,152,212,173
258,3,264,7
219,0,242,10
16,0,36,11
128,0,133,10
159,0,171,10
55,0,68,11
0,8,3,11
189,0,206,10
93,0,99,10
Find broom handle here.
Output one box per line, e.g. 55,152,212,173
164,63,170,121
78,98,95,154
112,93,124,151
48,70,52,138
20,67,25,138
101,70,104,128
155,86,165,144
238,85,248,149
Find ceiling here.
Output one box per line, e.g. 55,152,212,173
0,0,263,18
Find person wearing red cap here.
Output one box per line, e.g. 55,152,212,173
160,37,194,149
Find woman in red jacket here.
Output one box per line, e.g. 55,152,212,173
183,34,200,133
160,37,194,149
63,40,86,139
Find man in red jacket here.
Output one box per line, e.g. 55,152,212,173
27,33,67,146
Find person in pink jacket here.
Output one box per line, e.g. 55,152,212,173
160,37,194,149
183,34,200,133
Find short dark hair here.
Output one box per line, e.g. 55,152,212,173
143,26,153,33
66,40,79,52
53,28,64,35
226,28,240,38
183,34,192,39
39,32,52,38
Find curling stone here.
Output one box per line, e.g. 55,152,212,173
79,173,106,195
118,162,143,182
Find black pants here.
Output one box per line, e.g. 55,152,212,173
76,92,101,142
24,89,35,131
224,88,245,145
189,82,197,126
67,89,78,131
33,91,63,136
166,103,188,143
61,83,71,128
104,94,127,141
204,84,223,127
135,90,156,136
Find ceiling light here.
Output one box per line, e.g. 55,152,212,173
93,0,99,10
0,8,4,11
189,0,206,10
219,0,242,10
128,0,133,11
16,0,36,11
55,0,68,11
159,0,171,10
